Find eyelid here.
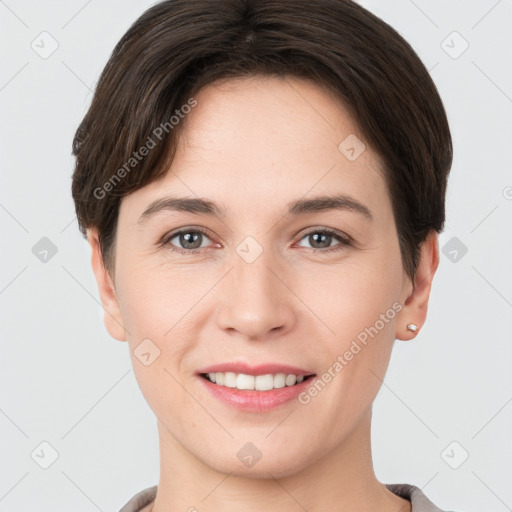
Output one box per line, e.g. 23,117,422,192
293,227,353,252
296,226,353,243
161,225,214,243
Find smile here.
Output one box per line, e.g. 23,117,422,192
200,371,315,391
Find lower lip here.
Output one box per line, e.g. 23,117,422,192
198,375,315,412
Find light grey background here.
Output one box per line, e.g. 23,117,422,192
1,1,511,511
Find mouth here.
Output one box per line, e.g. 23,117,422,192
195,363,317,412
198,372,317,412
199,371,316,391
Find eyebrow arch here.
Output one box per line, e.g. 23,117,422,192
138,197,227,224
286,194,373,220
137,193,373,224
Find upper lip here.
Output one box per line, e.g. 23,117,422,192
197,362,316,377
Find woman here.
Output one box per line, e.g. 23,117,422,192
71,1,458,510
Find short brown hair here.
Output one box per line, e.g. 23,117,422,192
71,0,452,282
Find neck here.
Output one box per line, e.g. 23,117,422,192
150,408,410,512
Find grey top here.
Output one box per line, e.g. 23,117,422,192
119,483,455,511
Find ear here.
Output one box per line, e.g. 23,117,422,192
395,230,440,341
86,228,127,342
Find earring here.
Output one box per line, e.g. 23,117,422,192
407,323,419,333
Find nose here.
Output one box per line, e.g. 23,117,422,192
214,248,297,341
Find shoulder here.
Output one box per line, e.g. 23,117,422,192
119,485,157,512
386,483,461,512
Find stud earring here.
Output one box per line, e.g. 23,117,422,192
407,323,419,333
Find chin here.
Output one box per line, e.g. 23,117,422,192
203,449,310,480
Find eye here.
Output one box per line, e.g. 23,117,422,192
162,227,216,255
160,227,352,255
296,228,352,253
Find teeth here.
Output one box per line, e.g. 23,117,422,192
204,372,309,391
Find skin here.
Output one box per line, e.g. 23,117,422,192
87,75,439,512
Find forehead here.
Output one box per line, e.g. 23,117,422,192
181,74,366,162
120,75,390,223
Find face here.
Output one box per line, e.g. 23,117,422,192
92,75,429,479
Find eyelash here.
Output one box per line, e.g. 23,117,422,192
161,227,352,255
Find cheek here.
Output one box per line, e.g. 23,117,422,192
116,263,204,426
298,243,403,403
115,259,226,384
115,254,204,338
297,247,403,339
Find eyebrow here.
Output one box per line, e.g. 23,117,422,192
137,193,373,224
